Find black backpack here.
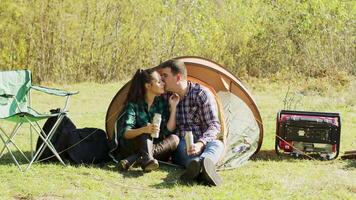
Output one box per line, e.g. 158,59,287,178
36,113,110,164
35,114,76,162
66,128,110,164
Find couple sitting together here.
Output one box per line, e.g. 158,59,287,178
116,59,224,186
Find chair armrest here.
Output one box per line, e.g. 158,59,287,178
31,85,78,96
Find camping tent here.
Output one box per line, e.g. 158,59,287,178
105,56,263,169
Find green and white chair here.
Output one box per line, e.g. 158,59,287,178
0,69,78,171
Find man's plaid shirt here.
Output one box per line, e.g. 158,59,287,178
175,81,220,145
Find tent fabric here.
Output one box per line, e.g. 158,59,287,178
105,56,263,169
217,91,260,169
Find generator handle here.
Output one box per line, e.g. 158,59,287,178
291,117,331,124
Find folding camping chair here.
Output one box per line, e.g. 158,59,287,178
0,70,78,171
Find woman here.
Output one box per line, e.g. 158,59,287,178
117,68,180,172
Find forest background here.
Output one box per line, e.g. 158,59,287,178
0,0,354,87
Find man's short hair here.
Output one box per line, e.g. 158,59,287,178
158,59,187,78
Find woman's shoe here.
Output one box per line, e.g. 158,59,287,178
118,154,139,171
118,159,130,171
142,159,159,172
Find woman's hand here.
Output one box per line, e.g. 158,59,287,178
169,93,180,109
143,123,160,134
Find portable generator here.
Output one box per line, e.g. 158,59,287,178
275,110,341,160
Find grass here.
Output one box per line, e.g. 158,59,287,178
0,77,355,200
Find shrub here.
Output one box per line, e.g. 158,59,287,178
0,0,354,84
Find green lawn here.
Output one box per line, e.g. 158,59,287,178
0,78,355,200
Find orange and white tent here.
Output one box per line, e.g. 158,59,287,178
106,56,263,169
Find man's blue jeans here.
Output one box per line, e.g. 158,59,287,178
172,138,224,167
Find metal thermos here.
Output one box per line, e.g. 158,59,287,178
151,113,161,138
185,131,194,152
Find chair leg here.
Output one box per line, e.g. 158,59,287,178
25,115,66,171
0,114,69,171
30,122,33,159
33,115,64,162
0,123,21,157
34,119,63,162
0,124,30,162
0,132,23,171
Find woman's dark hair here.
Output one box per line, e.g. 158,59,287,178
125,68,155,104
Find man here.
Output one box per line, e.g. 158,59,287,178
158,59,224,186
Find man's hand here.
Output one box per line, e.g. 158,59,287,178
187,141,204,156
